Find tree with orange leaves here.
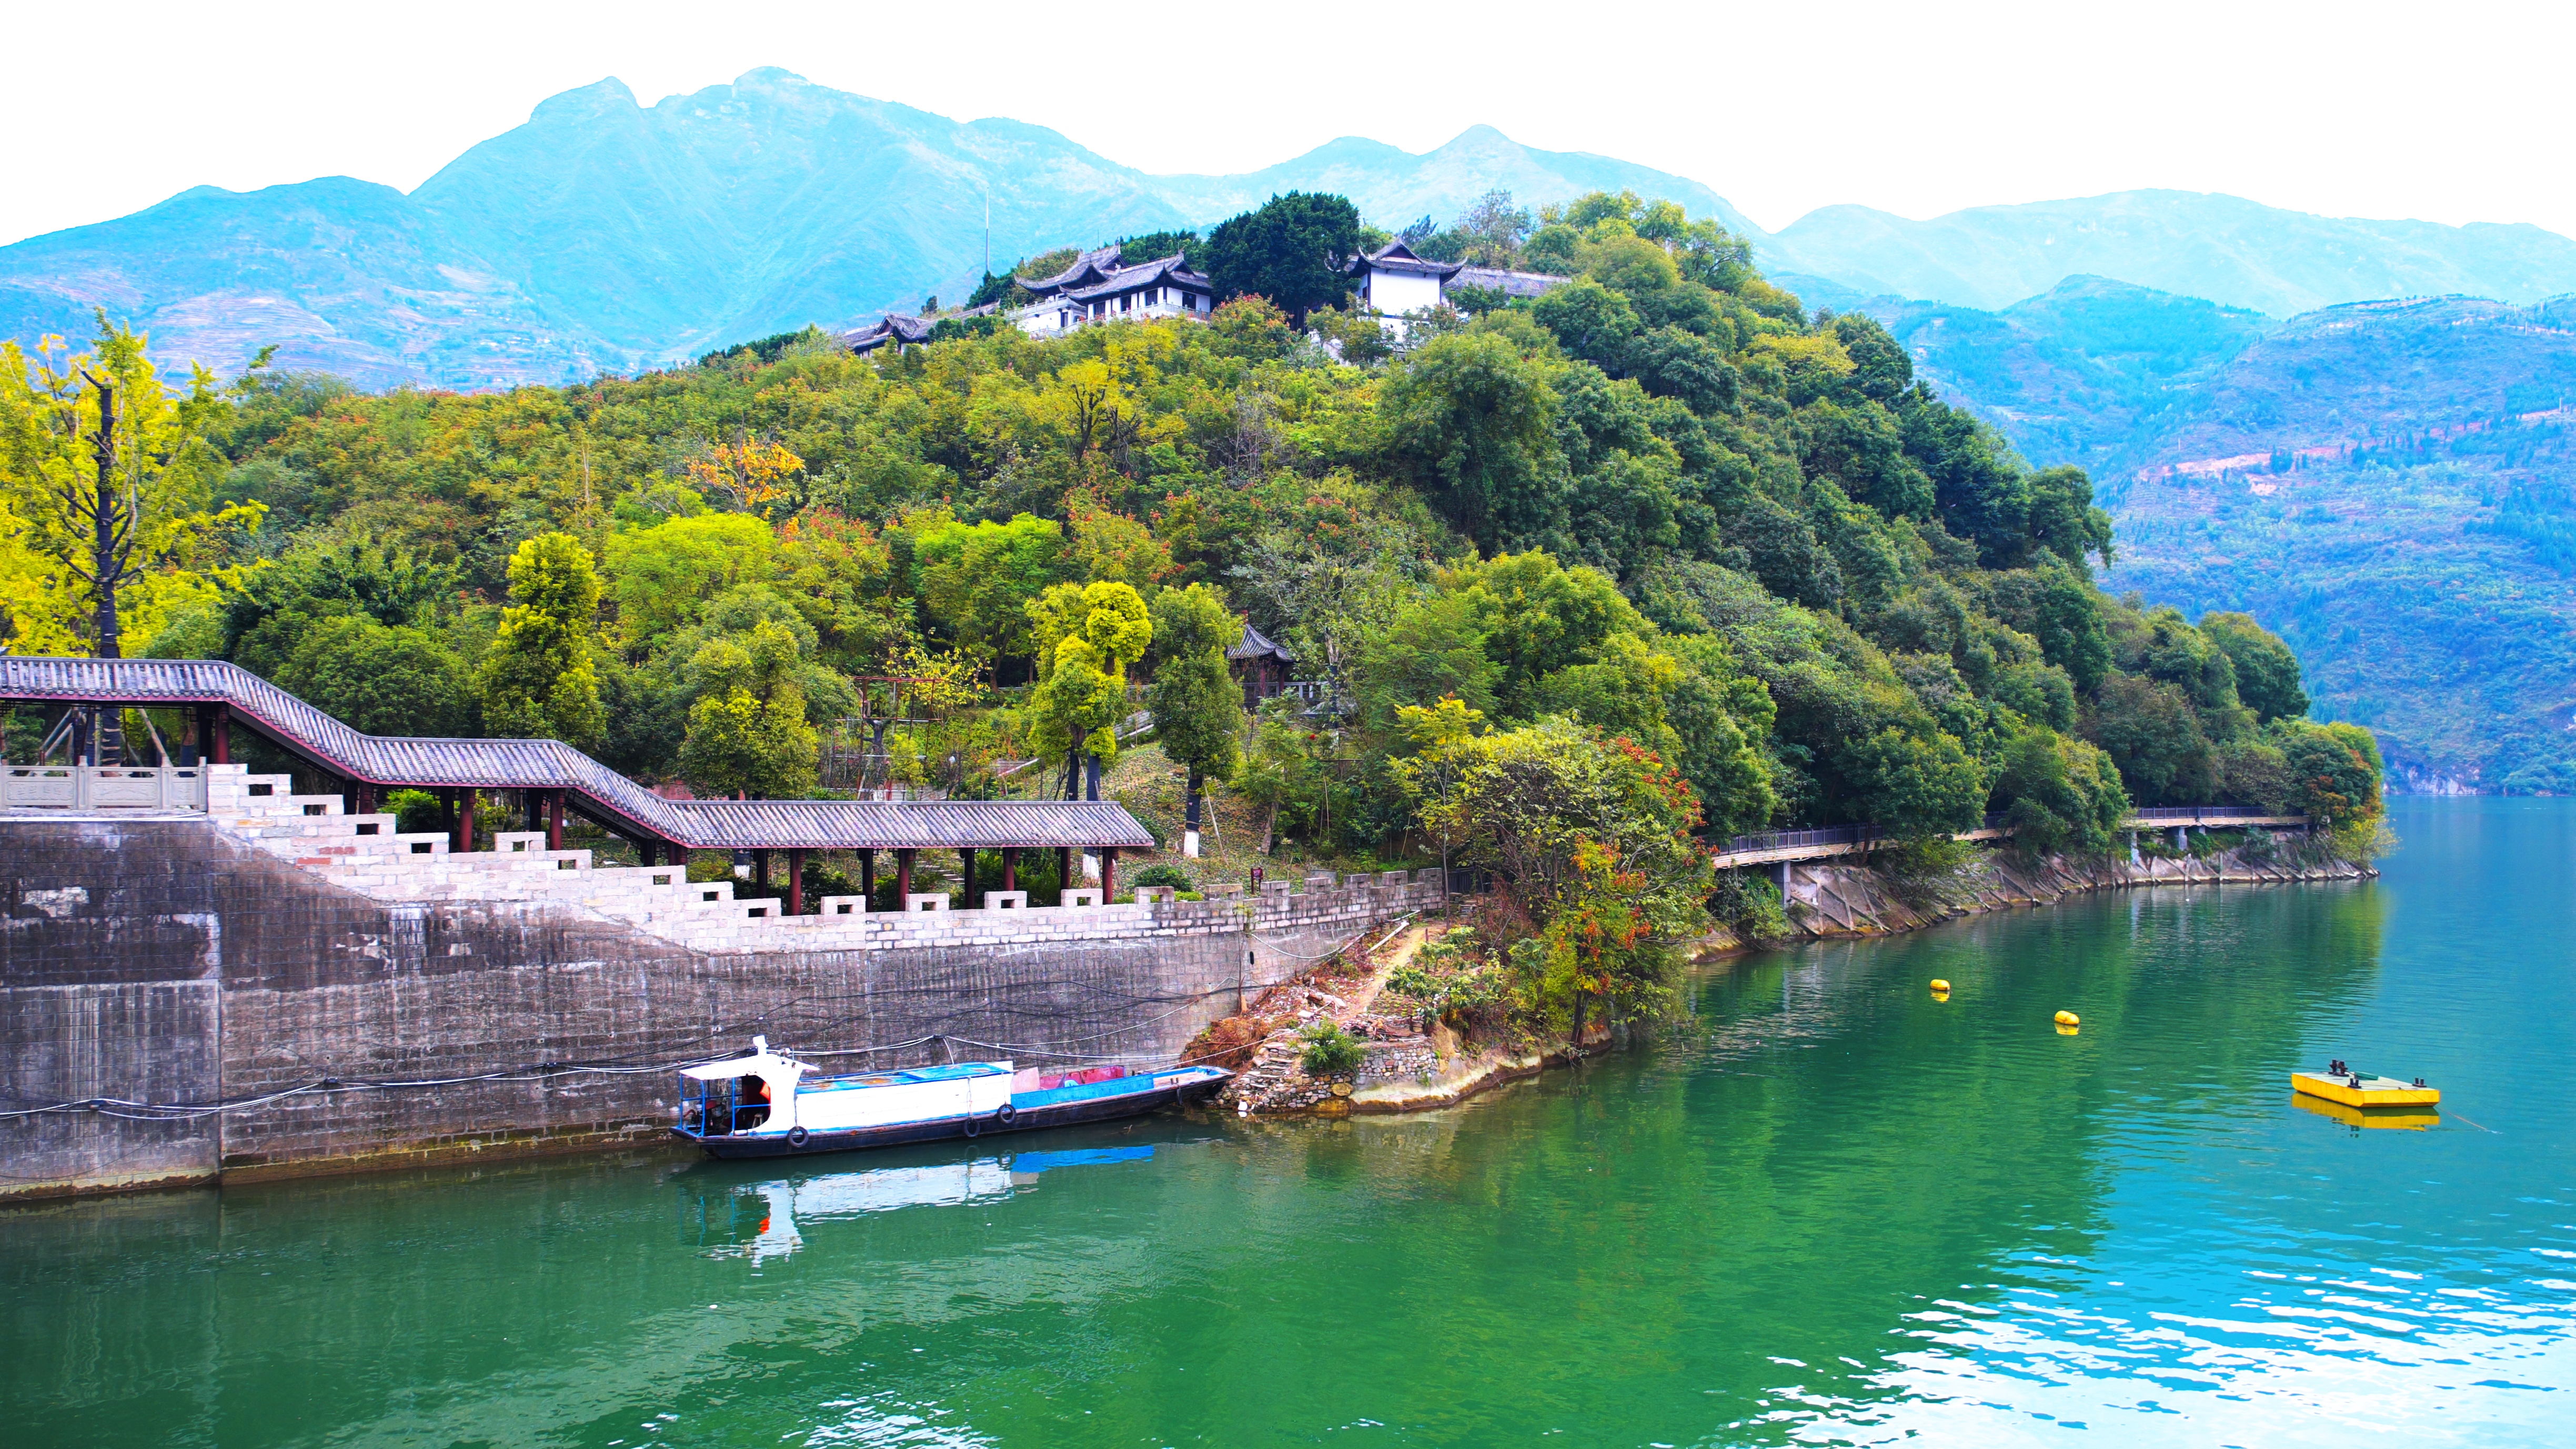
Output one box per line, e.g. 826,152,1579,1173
686,437,804,517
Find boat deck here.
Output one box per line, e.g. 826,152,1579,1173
2291,1071,2439,1108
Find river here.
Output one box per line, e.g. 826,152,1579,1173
6,798,2572,1446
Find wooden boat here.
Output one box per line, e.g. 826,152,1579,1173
673,1037,1229,1160
2291,1063,2439,1110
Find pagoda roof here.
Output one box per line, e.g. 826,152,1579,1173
1227,621,1292,663
844,314,936,353
1016,245,1126,297
1346,242,1463,280
1061,255,1212,304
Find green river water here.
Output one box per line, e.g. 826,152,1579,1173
7,798,2573,1446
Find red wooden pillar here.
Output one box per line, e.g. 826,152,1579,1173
456,790,477,853
1100,847,1117,901
788,849,806,915
546,790,564,851
860,849,876,900
1057,847,1072,897
896,849,915,901
204,703,230,764
1001,847,1017,892
353,782,376,816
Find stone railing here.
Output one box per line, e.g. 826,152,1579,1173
3,762,209,811
201,764,1442,955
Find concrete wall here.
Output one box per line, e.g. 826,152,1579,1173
2,800,1436,1200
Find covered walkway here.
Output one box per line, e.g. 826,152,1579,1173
0,657,1155,903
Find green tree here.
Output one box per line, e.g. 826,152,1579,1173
1448,551,1648,719
601,511,774,647
2086,674,2217,806
478,532,606,745
1025,580,1151,799
1204,192,1361,323
2201,611,2309,722
2280,719,2382,829
275,616,474,737
0,318,259,657
1990,727,2130,856
1383,334,1563,552
679,619,819,799
1145,583,1244,856
910,512,1076,669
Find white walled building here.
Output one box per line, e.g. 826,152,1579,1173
1346,242,1462,316
1011,247,1214,338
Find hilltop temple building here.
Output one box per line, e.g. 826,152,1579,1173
1008,247,1216,337
848,239,1565,358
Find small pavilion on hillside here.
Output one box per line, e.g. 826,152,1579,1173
1227,622,1294,709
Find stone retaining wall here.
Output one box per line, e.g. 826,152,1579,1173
1,780,1436,1200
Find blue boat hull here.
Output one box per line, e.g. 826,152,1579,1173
678,1071,1229,1160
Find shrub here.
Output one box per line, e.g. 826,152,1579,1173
1129,862,1194,892
1297,1020,1367,1077
1707,870,1789,942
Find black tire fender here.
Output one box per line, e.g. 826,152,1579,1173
962,1111,980,1138
787,1125,809,1147
996,1102,1017,1126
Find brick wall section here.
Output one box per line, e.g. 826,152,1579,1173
2,771,1440,1199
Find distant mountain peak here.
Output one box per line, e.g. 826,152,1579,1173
530,76,640,122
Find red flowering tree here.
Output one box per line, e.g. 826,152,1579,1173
1403,716,1714,1036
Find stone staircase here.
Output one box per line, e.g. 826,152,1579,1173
200,764,1451,959
207,764,756,929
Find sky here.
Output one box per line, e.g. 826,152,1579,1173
10,0,2574,248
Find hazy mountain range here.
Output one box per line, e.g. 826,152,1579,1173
1842,277,2576,792
8,67,2576,388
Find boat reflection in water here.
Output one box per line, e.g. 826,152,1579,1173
685,1144,1167,1263
2291,1092,2441,1130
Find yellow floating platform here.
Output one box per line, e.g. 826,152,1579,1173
2291,1071,2439,1109
2292,1094,2440,1130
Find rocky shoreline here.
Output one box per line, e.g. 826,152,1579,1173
1736,841,2377,948
1210,842,2377,1118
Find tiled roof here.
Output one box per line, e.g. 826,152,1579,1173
1015,245,1125,297
845,314,937,353
1062,255,1211,305
1347,242,1463,280
0,657,1154,852
1226,621,1291,662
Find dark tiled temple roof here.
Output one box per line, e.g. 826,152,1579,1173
844,314,937,354
1345,242,1464,280
1015,245,1126,297
1061,255,1211,305
1226,622,1292,663
0,657,1154,852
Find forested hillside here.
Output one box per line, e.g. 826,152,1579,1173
1853,281,2576,791
1,190,2385,909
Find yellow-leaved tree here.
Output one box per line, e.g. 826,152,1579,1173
0,318,261,656
1024,580,1150,800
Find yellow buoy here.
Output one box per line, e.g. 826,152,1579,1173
2054,1010,2080,1028
1929,979,1951,994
